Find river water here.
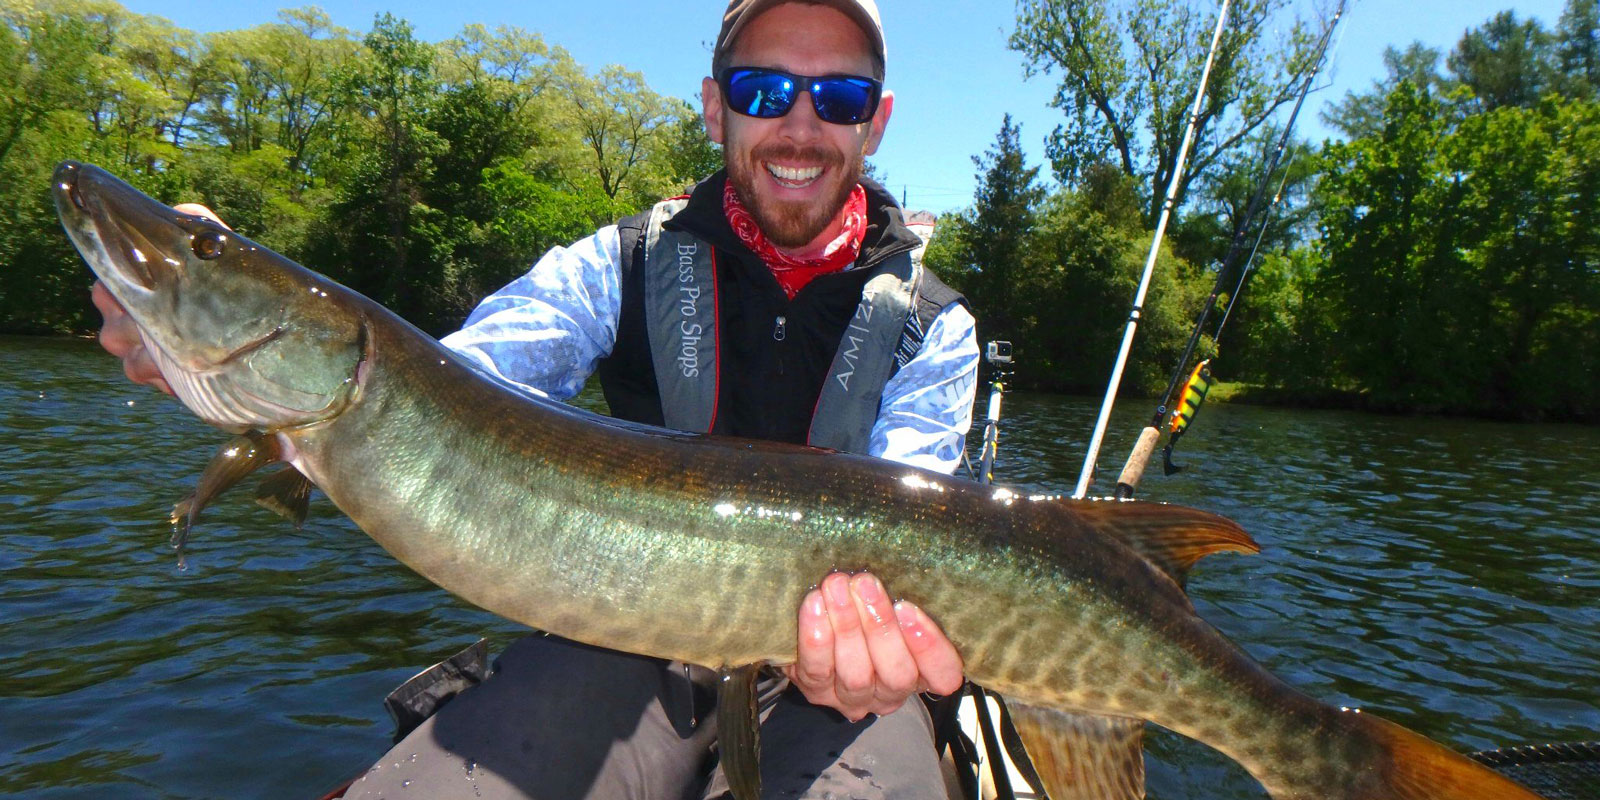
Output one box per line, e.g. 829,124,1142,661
2,335,1596,799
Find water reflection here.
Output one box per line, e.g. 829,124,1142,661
2,338,1596,799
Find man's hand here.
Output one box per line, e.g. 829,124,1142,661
92,203,226,395
784,571,965,721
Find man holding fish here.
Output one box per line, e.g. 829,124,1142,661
94,0,981,797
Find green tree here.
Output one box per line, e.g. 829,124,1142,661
1171,124,1318,269
1314,80,1600,419
653,99,722,190
1556,0,1600,97
556,63,676,206
1322,42,1452,140
204,9,356,179
0,0,98,168
314,13,448,328
1009,0,1323,223
1448,10,1556,110
1017,190,1209,393
930,114,1046,342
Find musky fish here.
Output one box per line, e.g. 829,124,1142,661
53,161,1544,800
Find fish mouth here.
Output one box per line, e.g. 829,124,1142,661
55,161,159,291
54,161,364,432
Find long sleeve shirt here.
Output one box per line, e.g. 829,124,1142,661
441,226,980,474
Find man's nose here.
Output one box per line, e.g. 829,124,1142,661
775,90,826,139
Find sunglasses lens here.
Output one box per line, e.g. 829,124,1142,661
810,78,878,124
723,69,881,125
726,70,797,118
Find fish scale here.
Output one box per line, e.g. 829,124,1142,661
54,160,1546,800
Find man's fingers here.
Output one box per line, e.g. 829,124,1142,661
790,588,836,691
93,282,173,394
822,572,875,713
849,573,919,703
120,344,173,394
173,203,230,229
92,282,136,357
788,573,968,722
895,601,965,696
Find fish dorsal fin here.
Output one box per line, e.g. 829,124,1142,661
1072,499,1258,589
1006,701,1146,800
255,466,315,528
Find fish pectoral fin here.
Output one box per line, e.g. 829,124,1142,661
1007,702,1146,800
1074,501,1258,589
169,431,281,565
715,664,763,800
255,466,315,528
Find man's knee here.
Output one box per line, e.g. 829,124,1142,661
346,635,716,800
705,687,944,800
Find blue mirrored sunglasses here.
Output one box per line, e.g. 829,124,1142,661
718,67,882,125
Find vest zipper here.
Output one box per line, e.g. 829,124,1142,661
773,316,787,342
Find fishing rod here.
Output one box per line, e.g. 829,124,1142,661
1071,0,1235,499
953,340,1033,800
1211,159,1295,346
1111,0,1347,499
974,341,1013,485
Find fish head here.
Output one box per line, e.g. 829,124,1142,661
54,161,367,433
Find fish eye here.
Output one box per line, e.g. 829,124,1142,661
192,230,227,261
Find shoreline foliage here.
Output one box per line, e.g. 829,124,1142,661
3,0,1595,421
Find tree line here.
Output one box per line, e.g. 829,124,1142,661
928,0,1599,422
3,0,1596,421
1,0,719,335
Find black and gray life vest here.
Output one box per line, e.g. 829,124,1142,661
638,196,928,454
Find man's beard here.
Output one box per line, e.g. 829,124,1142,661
727,139,863,249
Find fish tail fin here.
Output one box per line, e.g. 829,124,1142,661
1347,713,1545,800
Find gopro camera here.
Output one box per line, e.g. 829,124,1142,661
985,340,1013,365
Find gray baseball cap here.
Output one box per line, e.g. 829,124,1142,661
713,0,886,78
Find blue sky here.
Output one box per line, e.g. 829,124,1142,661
119,0,1571,213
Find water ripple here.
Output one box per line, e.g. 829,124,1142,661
3,339,1596,799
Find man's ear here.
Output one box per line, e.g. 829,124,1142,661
862,89,893,156
702,76,726,144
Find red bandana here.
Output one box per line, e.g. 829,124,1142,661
723,181,868,300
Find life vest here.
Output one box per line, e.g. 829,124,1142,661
632,195,928,454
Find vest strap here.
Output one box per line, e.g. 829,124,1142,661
807,251,920,452
643,198,719,433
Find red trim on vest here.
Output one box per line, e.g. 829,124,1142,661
805,380,827,447
708,247,722,434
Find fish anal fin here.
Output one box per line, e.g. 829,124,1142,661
1072,500,1258,589
255,466,315,528
715,664,762,800
1008,702,1146,800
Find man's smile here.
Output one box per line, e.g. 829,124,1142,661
765,162,825,188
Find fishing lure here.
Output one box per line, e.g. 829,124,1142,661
1163,359,1214,475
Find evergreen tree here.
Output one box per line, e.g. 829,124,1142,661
1556,0,1600,97
938,114,1045,342
1448,11,1556,110
1322,42,1452,140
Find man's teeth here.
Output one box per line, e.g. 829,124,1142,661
766,163,822,182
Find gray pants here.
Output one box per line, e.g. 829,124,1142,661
343,635,948,800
